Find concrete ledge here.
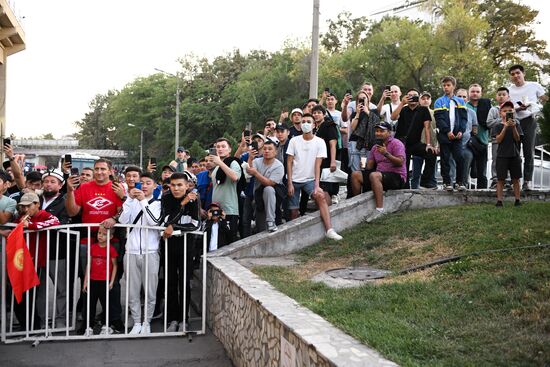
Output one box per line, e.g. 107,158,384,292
207,256,398,367
210,189,550,259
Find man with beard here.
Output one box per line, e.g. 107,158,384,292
37,169,71,328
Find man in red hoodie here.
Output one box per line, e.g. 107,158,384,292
11,192,60,330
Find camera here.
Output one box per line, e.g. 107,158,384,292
408,95,419,103
210,209,221,217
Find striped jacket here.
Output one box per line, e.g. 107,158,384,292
119,196,162,254
434,95,468,144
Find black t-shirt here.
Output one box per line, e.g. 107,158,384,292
494,123,523,158
395,106,417,140
405,106,432,146
316,121,339,169
289,125,303,138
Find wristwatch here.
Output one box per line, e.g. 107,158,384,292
383,152,390,158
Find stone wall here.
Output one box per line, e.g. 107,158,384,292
207,256,398,367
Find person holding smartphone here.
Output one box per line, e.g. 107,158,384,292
494,101,523,207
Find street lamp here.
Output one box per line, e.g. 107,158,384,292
128,123,145,168
154,68,181,159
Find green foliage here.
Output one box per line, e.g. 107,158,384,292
188,140,207,162
540,85,550,145
74,1,548,164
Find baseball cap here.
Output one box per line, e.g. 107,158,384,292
374,121,393,130
19,192,40,206
177,146,185,153
42,169,65,184
0,170,12,183
161,165,176,173
252,133,266,141
500,101,514,109
275,122,289,131
421,91,431,98
290,108,303,116
208,202,222,210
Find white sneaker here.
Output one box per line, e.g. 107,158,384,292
331,195,339,205
100,325,113,335
83,327,93,336
167,320,178,332
140,322,151,335
325,228,343,241
178,321,185,332
129,322,142,335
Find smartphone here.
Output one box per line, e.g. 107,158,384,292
375,138,385,146
516,101,523,106
506,111,514,121
358,98,365,105
324,87,330,92
385,85,391,91
64,154,72,165
243,129,251,137
70,167,79,176
408,95,419,103
109,174,118,183
3,138,10,146
250,141,259,152
345,89,352,96
149,157,157,165
209,147,217,156
135,182,142,190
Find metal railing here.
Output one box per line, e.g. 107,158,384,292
1,223,207,344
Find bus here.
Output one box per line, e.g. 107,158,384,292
58,152,100,173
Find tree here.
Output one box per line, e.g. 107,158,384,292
539,85,550,145
74,92,116,149
320,11,369,54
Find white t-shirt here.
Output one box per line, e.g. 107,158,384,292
328,109,342,127
380,102,401,124
286,135,327,183
508,81,545,119
209,222,219,252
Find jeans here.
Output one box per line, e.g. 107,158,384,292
411,156,437,189
348,141,368,172
520,116,536,181
440,141,464,185
407,143,437,188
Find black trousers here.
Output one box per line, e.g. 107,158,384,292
85,279,115,326
166,238,194,323
406,142,437,188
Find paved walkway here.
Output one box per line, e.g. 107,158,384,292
0,331,232,367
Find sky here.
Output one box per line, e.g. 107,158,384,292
5,0,550,139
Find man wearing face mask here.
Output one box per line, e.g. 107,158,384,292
287,114,343,241
9,171,43,203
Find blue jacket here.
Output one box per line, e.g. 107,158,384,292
434,95,468,144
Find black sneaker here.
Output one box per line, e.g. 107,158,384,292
110,319,125,334
522,182,531,192
514,199,521,207
496,201,503,207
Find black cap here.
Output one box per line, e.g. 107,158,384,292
275,122,289,131
374,121,393,130
0,170,12,182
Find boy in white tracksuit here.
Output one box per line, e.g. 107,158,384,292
119,172,162,334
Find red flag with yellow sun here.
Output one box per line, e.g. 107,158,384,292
6,222,40,303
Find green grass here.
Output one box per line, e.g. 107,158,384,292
253,202,550,366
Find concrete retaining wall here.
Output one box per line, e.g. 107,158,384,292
207,256,398,367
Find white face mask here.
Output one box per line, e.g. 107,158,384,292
301,122,313,134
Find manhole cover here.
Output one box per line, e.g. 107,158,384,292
326,267,391,280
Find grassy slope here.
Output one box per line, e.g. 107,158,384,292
254,202,550,366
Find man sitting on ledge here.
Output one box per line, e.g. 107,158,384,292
350,121,407,213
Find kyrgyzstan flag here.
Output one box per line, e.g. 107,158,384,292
6,222,40,303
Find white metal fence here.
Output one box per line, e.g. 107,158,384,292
1,223,207,343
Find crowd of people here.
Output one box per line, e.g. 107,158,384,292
0,64,547,336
